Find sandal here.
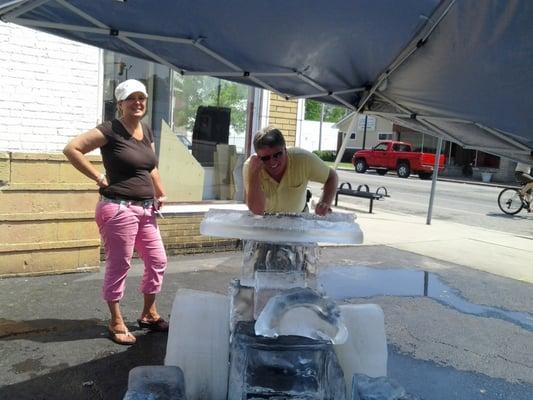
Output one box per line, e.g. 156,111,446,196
137,318,169,332
108,326,137,345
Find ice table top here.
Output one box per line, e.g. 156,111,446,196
200,210,363,244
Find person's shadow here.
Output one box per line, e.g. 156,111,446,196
0,320,167,400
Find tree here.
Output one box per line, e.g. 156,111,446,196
305,99,322,120
172,74,248,135
304,99,348,123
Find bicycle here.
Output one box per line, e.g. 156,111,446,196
497,185,531,215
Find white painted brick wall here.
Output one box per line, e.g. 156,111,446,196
0,22,102,153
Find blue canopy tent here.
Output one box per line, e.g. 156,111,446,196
1,0,531,163
1,0,532,220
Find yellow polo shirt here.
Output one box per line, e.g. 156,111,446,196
243,147,331,213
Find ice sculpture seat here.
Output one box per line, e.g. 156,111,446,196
162,210,387,399
200,210,363,244
228,321,347,400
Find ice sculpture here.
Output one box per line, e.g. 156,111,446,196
335,304,388,389
228,322,347,400
165,289,230,400
160,210,389,399
200,209,363,244
255,287,348,344
123,366,185,400
351,374,422,400
241,240,319,287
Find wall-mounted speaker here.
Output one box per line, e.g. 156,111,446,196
192,106,231,166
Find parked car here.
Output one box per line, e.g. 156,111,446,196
352,140,445,179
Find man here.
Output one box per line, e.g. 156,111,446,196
243,127,338,216
515,162,533,211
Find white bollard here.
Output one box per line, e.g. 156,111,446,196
165,289,230,400
334,303,388,390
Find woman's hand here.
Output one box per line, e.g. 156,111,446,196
96,173,109,188
154,195,167,211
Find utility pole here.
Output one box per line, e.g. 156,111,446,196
318,103,325,151
362,115,368,149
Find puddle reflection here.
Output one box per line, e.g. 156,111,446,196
318,267,532,331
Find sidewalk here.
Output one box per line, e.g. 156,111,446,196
334,200,533,283
1,205,532,399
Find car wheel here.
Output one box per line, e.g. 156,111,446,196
376,169,387,176
354,159,368,173
397,162,411,178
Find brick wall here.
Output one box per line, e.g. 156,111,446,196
0,152,239,277
0,22,101,153
268,93,298,146
158,215,239,256
0,152,102,277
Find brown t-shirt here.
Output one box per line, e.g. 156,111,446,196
97,119,157,201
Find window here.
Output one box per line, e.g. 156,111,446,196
378,133,393,141
102,52,171,134
393,144,410,152
374,143,388,151
172,73,249,154
350,133,356,139
102,51,252,202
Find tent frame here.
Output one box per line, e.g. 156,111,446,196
2,0,364,107
1,0,531,224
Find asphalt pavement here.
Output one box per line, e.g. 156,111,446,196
1,195,532,400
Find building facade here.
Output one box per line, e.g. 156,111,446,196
0,22,299,277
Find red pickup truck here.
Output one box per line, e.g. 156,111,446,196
352,140,445,179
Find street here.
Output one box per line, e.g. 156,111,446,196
309,169,533,236
1,248,531,400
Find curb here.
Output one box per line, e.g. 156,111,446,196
334,167,519,190
436,177,519,189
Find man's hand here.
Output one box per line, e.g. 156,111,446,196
245,154,266,215
315,201,332,216
248,154,264,176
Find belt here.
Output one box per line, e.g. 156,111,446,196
100,195,154,208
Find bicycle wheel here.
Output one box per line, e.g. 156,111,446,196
497,188,524,215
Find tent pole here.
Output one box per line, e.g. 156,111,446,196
0,0,31,15
426,137,443,225
333,113,358,169
1,0,50,20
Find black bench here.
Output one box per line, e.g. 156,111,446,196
334,182,389,213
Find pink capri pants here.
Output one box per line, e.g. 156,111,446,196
95,200,167,302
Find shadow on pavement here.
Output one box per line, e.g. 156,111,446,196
0,330,167,400
486,212,531,220
0,318,105,342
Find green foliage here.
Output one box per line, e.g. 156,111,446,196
313,150,337,162
304,99,349,122
305,100,322,120
172,74,248,134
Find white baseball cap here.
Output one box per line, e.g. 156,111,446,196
114,79,148,101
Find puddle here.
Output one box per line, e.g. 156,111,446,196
318,267,533,331
10,357,46,374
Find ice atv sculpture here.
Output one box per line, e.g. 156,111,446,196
163,210,388,400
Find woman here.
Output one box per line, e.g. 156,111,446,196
64,79,168,345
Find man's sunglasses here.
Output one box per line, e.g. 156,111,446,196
260,150,284,162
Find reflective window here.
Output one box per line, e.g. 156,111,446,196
102,52,171,139
172,73,249,158
102,51,251,202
